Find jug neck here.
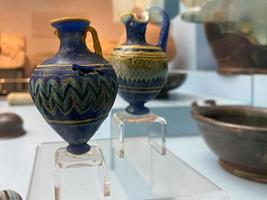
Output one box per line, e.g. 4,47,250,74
124,21,147,45
57,30,88,52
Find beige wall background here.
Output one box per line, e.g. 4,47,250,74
0,0,123,68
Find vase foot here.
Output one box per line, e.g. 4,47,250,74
126,103,150,115
67,143,91,155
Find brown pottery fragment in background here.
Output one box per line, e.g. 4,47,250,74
205,23,267,74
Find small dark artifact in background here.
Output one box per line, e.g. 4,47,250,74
0,113,25,137
156,72,187,99
192,100,267,183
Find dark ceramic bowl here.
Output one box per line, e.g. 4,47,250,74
191,100,267,183
0,113,25,137
157,72,187,98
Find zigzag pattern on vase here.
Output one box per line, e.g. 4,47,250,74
116,61,167,82
110,56,168,82
30,76,117,117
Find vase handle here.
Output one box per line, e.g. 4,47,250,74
147,7,170,52
87,26,103,56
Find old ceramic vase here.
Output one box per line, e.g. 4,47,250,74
109,7,170,115
29,17,118,155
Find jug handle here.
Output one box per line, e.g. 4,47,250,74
87,26,103,56
147,7,170,52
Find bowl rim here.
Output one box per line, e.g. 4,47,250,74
191,104,267,133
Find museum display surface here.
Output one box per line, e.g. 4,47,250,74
0,0,267,200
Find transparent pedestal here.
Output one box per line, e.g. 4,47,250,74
112,111,166,157
54,146,110,200
26,138,229,200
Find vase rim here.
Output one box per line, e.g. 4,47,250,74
120,11,149,24
50,17,90,26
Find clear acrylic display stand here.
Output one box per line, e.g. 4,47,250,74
26,138,229,200
111,111,167,157
54,145,110,200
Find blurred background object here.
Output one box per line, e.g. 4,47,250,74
112,0,179,22
0,34,26,69
7,92,33,106
180,0,267,74
0,190,23,200
0,78,29,95
0,112,26,137
0,34,28,94
157,72,187,99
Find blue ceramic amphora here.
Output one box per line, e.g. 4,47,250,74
109,7,170,115
29,17,118,155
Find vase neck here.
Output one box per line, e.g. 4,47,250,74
57,30,88,52
124,21,147,45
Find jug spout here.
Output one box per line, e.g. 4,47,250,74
121,12,149,45
120,7,170,51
